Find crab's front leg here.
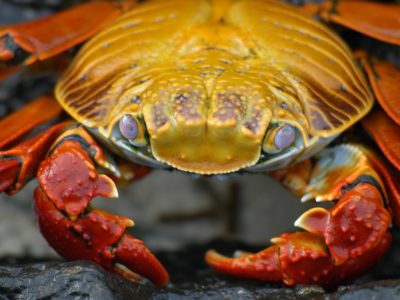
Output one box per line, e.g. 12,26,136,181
206,144,393,285
0,1,137,79
34,125,169,287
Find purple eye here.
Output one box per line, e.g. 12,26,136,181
119,115,138,140
274,124,295,150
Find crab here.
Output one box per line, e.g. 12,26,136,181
0,0,400,288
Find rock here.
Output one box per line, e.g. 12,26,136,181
328,280,400,300
1,259,400,300
0,260,154,300
0,237,400,300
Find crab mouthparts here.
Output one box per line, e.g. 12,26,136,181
149,126,264,175
142,98,273,175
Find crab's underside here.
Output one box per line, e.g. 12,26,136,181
1,0,400,287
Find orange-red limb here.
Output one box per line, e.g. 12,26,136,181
0,121,71,194
0,66,19,80
0,96,62,150
300,1,400,46
206,246,283,282
361,56,400,126
362,109,400,172
361,109,400,225
0,159,18,192
35,130,168,286
364,150,400,226
206,183,391,285
0,1,136,67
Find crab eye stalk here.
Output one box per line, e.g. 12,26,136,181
263,124,296,154
119,114,147,147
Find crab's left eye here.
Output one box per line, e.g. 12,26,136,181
119,114,147,147
262,124,296,154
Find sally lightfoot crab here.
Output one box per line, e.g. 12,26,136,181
1,0,400,287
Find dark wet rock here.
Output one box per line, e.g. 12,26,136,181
0,237,400,300
1,259,400,300
0,260,154,300
0,259,323,300
3,0,85,10
326,280,400,300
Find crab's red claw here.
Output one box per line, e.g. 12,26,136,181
208,145,393,285
206,231,391,286
114,234,169,287
206,233,336,285
35,189,169,286
206,245,283,282
34,131,169,286
297,183,391,265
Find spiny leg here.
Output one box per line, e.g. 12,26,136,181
0,1,136,78
34,125,169,286
206,144,392,285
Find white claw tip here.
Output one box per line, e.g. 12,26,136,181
294,218,301,228
301,194,312,202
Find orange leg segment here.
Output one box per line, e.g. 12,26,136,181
0,96,62,150
362,109,400,225
0,96,67,193
206,144,393,285
300,1,400,46
0,121,71,194
360,56,400,127
362,109,400,173
0,1,136,70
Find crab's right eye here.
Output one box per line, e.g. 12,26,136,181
274,124,295,150
120,114,138,140
119,114,147,147
262,124,296,154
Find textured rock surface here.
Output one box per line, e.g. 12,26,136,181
1,237,400,300
0,260,154,300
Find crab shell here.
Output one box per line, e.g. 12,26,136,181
55,0,373,175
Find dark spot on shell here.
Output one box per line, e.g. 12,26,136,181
280,102,289,110
79,73,88,81
130,96,141,104
273,85,284,92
